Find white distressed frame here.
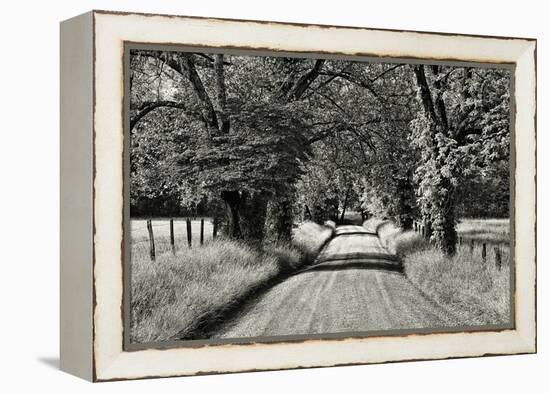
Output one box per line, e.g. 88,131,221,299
62,10,537,382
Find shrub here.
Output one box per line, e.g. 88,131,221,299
292,221,334,263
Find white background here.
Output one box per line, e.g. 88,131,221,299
0,0,546,391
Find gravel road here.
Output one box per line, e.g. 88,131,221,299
213,225,461,338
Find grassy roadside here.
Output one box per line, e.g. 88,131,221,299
130,221,333,343
374,219,511,326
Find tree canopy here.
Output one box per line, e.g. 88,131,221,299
129,49,511,254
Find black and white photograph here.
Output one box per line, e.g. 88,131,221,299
127,48,513,346
1,0,545,388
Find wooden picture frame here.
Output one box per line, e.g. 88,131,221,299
60,10,536,381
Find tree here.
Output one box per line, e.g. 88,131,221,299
130,51,321,242
410,64,510,254
297,146,359,225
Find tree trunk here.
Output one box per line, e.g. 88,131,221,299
429,65,449,130
339,185,352,223
397,200,413,231
423,217,433,240
240,191,269,243
265,190,295,243
360,209,368,222
430,178,457,255
220,190,271,243
412,64,457,255
178,53,219,134
214,54,230,133
304,204,312,221
221,190,242,239
396,173,414,231
412,65,438,123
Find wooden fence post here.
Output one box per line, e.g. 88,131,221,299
146,219,156,261
200,218,204,246
186,218,192,248
481,243,487,262
494,247,502,270
470,239,474,253
170,219,175,255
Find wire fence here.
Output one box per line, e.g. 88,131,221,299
131,217,217,261
413,221,509,270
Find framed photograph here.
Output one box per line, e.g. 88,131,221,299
60,10,536,381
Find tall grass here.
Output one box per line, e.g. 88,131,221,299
292,221,334,262
130,221,333,343
377,220,511,326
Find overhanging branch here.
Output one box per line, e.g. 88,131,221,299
130,101,185,130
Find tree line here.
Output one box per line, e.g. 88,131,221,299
130,50,510,255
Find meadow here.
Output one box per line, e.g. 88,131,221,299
131,219,213,252
456,218,510,244
130,219,333,343
373,218,511,326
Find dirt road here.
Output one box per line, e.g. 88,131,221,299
213,225,461,338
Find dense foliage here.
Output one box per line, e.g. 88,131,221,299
129,50,511,254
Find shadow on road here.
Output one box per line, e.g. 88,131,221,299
317,252,401,263
299,260,404,274
333,231,377,237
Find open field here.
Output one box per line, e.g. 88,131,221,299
130,221,333,343
131,218,213,253
457,218,510,244
375,218,511,326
